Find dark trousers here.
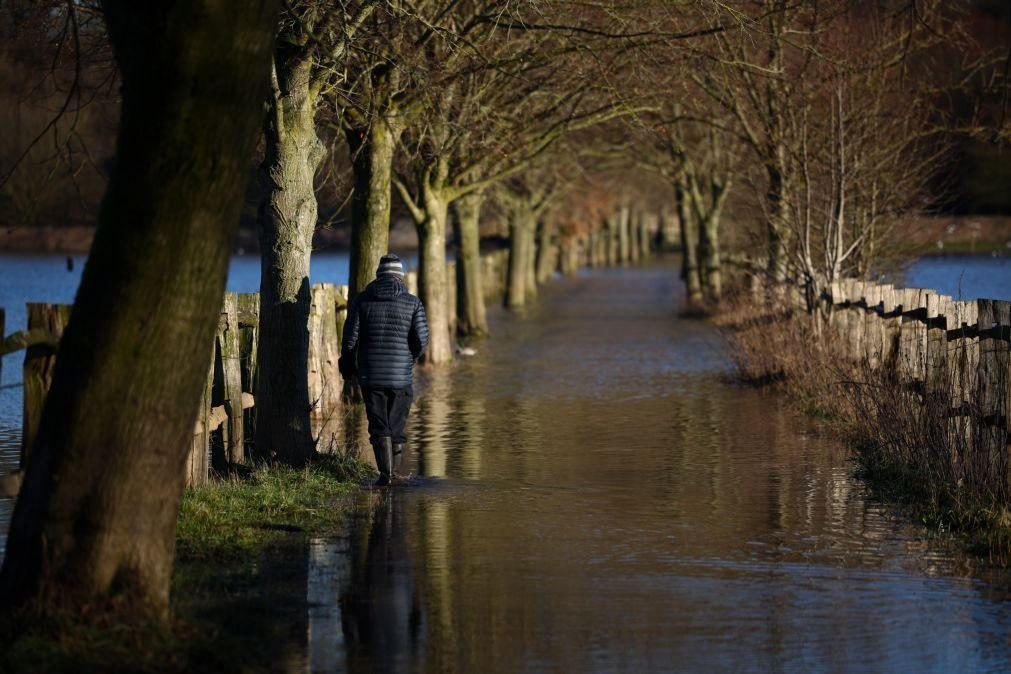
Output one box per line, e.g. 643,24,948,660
362,386,413,444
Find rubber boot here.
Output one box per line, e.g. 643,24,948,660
372,437,393,486
392,442,406,480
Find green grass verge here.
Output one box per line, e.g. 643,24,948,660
1,452,373,673
176,452,372,563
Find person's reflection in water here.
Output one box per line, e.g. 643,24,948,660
340,492,423,672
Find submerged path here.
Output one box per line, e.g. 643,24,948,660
247,262,1011,671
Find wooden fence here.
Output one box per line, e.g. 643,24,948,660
770,278,1010,467
0,249,517,489
0,225,659,493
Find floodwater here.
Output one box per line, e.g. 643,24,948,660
3,255,1011,671
274,263,1011,672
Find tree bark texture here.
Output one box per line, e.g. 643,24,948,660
346,117,396,300
0,0,277,617
766,163,789,282
254,52,323,466
452,192,488,337
535,220,556,284
618,206,631,264
505,205,535,309
629,211,641,263
417,189,453,364
678,187,703,306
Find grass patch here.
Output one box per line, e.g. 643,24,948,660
1,451,373,673
176,451,372,563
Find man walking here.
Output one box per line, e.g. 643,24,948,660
339,254,429,485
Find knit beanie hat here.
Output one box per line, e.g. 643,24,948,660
376,254,405,278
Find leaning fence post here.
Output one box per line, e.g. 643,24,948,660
21,303,72,465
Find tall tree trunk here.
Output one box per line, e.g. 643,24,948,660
629,211,641,263
505,204,534,309
535,220,555,284
346,117,396,300
677,185,703,306
524,218,538,301
639,216,652,258
618,205,631,264
766,163,789,282
417,188,453,364
606,215,618,266
452,191,488,337
254,54,323,465
0,0,277,617
698,214,722,301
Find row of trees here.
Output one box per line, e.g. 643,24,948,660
0,0,1006,625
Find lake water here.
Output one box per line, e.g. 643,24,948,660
891,252,1011,301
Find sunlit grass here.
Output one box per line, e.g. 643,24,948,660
176,451,372,562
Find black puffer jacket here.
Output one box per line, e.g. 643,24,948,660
340,276,429,389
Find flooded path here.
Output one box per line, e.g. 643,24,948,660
299,261,1011,672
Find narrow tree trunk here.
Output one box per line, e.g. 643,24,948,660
505,205,534,308
535,220,555,284
639,216,652,258
606,215,618,266
524,218,538,300
254,55,323,465
618,205,631,264
767,164,789,282
698,215,722,301
417,189,452,364
629,211,641,263
346,117,396,300
0,0,276,617
677,186,703,306
452,191,488,337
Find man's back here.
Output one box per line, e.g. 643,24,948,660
342,275,429,389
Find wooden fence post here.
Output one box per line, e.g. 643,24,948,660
925,293,950,393
863,284,883,369
21,303,72,464
0,307,4,384
308,284,341,423
218,293,244,466
187,342,214,487
977,300,1010,484
879,285,901,372
237,292,259,457
846,280,865,361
